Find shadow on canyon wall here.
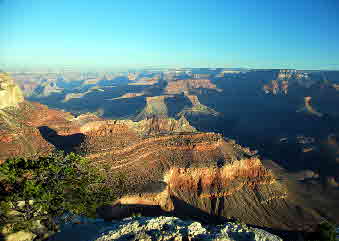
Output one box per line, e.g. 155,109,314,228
38,126,85,153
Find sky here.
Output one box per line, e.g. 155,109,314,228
0,0,339,70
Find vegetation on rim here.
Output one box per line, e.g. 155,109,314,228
0,152,117,237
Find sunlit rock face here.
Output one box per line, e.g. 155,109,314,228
125,162,317,230
86,128,320,230
0,102,54,162
261,70,298,95
178,92,219,118
79,116,197,155
0,98,97,161
0,72,24,109
165,79,221,94
135,96,171,120
261,69,338,95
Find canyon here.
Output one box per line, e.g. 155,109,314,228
1,69,339,237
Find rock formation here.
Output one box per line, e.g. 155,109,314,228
262,69,311,95
0,71,329,234
135,96,171,120
0,75,100,161
0,102,53,162
79,117,197,156
94,216,283,241
178,92,219,118
110,92,144,100
0,72,24,109
49,215,283,241
165,79,221,94
304,96,323,117
80,121,320,230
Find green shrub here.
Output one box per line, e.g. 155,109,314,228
0,152,115,234
311,221,336,241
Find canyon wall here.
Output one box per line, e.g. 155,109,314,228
0,72,24,109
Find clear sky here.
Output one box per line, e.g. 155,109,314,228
0,0,338,70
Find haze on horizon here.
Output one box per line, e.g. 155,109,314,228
0,0,339,71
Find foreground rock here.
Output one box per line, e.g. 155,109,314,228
51,215,282,241
96,216,283,241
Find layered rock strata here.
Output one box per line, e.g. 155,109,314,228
0,72,24,109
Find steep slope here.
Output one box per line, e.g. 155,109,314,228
80,121,321,231
0,73,51,161
0,100,104,162
0,74,100,161
0,71,331,233
135,96,171,120
80,116,197,155
0,102,54,162
178,92,219,118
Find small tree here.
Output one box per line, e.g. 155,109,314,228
0,152,115,235
312,221,337,241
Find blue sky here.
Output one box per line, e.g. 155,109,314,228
0,0,338,70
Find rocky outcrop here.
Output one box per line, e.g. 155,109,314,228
262,69,311,95
0,102,54,161
261,70,335,95
135,96,171,120
178,92,219,118
80,116,196,136
165,79,221,94
263,79,289,95
0,101,98,161
0,72,24,109
80,117,197,156
110,92,144,100
113,157,319,230
94,216,283,241
49,215,283,241
304,96,323,117
82,127,320,230
0,95,197,161
0,74,61,160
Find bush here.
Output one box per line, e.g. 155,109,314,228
311,221,336,241
0,152,115,235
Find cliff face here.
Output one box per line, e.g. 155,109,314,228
163,161,298,229
178,92,219,118
0,102,53,162
165,79,221,94
135,96,170,120
0,73,50,161
262,70,312,95
0,92,197,161
80,117,197,156
0,98,98,161
110,92,144,100
0,72,24,109
84,128,320,230
115,160,319,230
261,69,339,96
